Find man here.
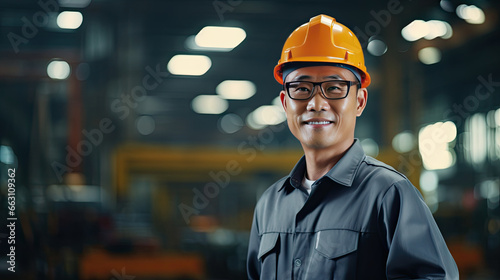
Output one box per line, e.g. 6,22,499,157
247,14,458,279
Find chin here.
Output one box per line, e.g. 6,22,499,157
302,139,334,150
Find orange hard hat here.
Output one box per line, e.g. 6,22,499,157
274,14,371,88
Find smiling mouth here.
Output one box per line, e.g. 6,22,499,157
304,121,333,125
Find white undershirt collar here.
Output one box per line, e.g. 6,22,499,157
302,176,316,194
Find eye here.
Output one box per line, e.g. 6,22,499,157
323,81,348,93
326,86,341,91
296,87,311,92
289,83,312,93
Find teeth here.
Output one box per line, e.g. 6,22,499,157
308,121,331,125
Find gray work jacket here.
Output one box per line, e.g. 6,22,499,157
247,139,458,279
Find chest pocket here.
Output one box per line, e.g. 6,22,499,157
258,232,279,259
315,229,358,259
258,232,280,280
310,229,359,279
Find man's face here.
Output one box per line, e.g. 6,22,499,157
280,66,368,151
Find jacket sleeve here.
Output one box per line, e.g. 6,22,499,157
378,180,459,280
247,208,261,280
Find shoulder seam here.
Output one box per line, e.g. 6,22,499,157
362,156,408,180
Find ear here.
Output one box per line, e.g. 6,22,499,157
280,90,287,111
356,88,368,117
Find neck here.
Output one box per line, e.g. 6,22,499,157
302,139,354,181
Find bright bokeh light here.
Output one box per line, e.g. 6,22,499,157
401,20,428,41
272,96,282,107
419,121,457,145
457,4,485,24
248,105,286,126
486,110,499,161
441,21,453,39
57,11,83,29
367,39,387,56
418,121,457,170
167,55,211,76
392,131,416,153
401,20,452,41
418,47,441,65
496,108,500,126
487,109,497,128
194,26,246,50
423,150,455,170
191,95,228,114
216,80,256,100
465,113,487,165
420,170,439,192
246,103,286,129
441,121,457,142
361,138,379,157
246,113,267,130
497,128,500,160
424,20,453,40
47,60,71,79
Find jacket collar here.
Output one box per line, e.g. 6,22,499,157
278,139,366,192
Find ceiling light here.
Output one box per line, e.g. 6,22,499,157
418,121,457,170
457,4,485,24
441,21,453,39
57,11,83,29
465,113,487,165
424,20,447,40
47,60,71,79
418,47,441,65
401,20,452,41
423,150,455,170
216,80,256,100
248,105,286,127
167,55,211,76
401,20,428,41
192,95,228,114
246,114,267,130
194,26,246,50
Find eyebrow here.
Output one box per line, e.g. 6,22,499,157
323,75,343,80
291,74,343,81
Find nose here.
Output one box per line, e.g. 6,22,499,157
306,86,331,112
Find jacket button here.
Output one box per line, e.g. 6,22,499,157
294,258,302,267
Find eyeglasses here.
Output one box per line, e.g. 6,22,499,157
284,80,359,100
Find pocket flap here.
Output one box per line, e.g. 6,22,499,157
314,230,358,259
258,232,279,260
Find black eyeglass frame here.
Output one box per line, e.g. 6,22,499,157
284,80,360,100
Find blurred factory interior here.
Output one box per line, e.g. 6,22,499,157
1,0,500,279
